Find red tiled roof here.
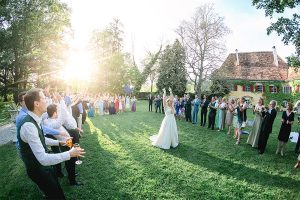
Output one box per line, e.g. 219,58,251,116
216,51,288,81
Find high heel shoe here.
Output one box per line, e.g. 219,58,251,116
294,161,300,169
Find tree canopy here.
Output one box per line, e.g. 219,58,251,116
252,0,300,67
156,39,187,96
0,0,71,101
176,3,230,97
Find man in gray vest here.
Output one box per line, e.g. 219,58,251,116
17,88,85,199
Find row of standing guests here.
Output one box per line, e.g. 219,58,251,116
62,94,137,129
149,94,247,129
149,94,198,122
86,95,137,117
149,93,300,158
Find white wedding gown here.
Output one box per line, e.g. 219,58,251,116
150,106,179,149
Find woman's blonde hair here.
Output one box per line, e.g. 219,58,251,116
259,97,264,105
287,102,293,111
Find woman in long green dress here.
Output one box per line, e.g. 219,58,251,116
219,97,227,131
247,98,264,148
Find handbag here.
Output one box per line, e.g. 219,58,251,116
241,121,247,128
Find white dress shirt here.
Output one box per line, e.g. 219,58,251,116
20,111,70,166
43,117,70,141
59,100,77,130
43,100,77,130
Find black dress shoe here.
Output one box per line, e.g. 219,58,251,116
70,181,84,186
258,151,264,154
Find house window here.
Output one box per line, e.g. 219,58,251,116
245,86,251,92
269,85,278,94
283,86,292,94
256,84,263,92
229,84,237,91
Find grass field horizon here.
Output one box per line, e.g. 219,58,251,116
0,100,300,199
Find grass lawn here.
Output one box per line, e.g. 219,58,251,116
0,100,300,199
0,102,11,125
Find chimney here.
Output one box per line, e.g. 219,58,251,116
235,49,239,66
272,46,278,66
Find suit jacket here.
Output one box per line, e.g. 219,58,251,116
185,98,192,113
201,99,209,112
261,108,277,134
156,98,161,106
148,96,153,103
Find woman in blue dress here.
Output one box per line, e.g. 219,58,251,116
175,96,180,119
88,100,95,117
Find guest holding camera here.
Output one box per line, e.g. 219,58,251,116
247,97,264,148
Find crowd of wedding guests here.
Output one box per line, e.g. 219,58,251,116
15,86,139,199
12,86,300,199
148,93,300,168
83,94,137,118
16,87,87,199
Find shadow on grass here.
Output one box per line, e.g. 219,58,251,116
86,103,300,199
68,119,133,199
166,143,300,190
92,120,240,199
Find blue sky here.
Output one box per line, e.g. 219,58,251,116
62,0,297,64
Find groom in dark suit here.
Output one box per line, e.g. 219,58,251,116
155,95,161,113
258,100,277,154
185,94,192,122
200,95,209,127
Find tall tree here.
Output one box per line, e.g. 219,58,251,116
209,79,230,97
135,45,162,94
89,19,162,95
0,0,71,101
252,0,300,68
176,3,230,97
156,39,187,96
89,18,127,94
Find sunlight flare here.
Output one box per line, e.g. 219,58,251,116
61,49,94,82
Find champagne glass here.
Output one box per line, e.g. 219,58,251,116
66,138,73,149
73,143,83,165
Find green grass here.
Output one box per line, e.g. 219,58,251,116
1,101,300,199
0,102,11,125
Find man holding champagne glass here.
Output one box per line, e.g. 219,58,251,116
17,88,85,200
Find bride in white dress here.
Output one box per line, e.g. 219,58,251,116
150,87,179,149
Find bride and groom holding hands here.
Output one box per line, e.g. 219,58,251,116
150,87,179,149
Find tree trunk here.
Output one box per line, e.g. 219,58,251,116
150,80,153,94
196,80,202,98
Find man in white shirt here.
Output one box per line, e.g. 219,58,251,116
17,88,85,199
44,103,83,186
